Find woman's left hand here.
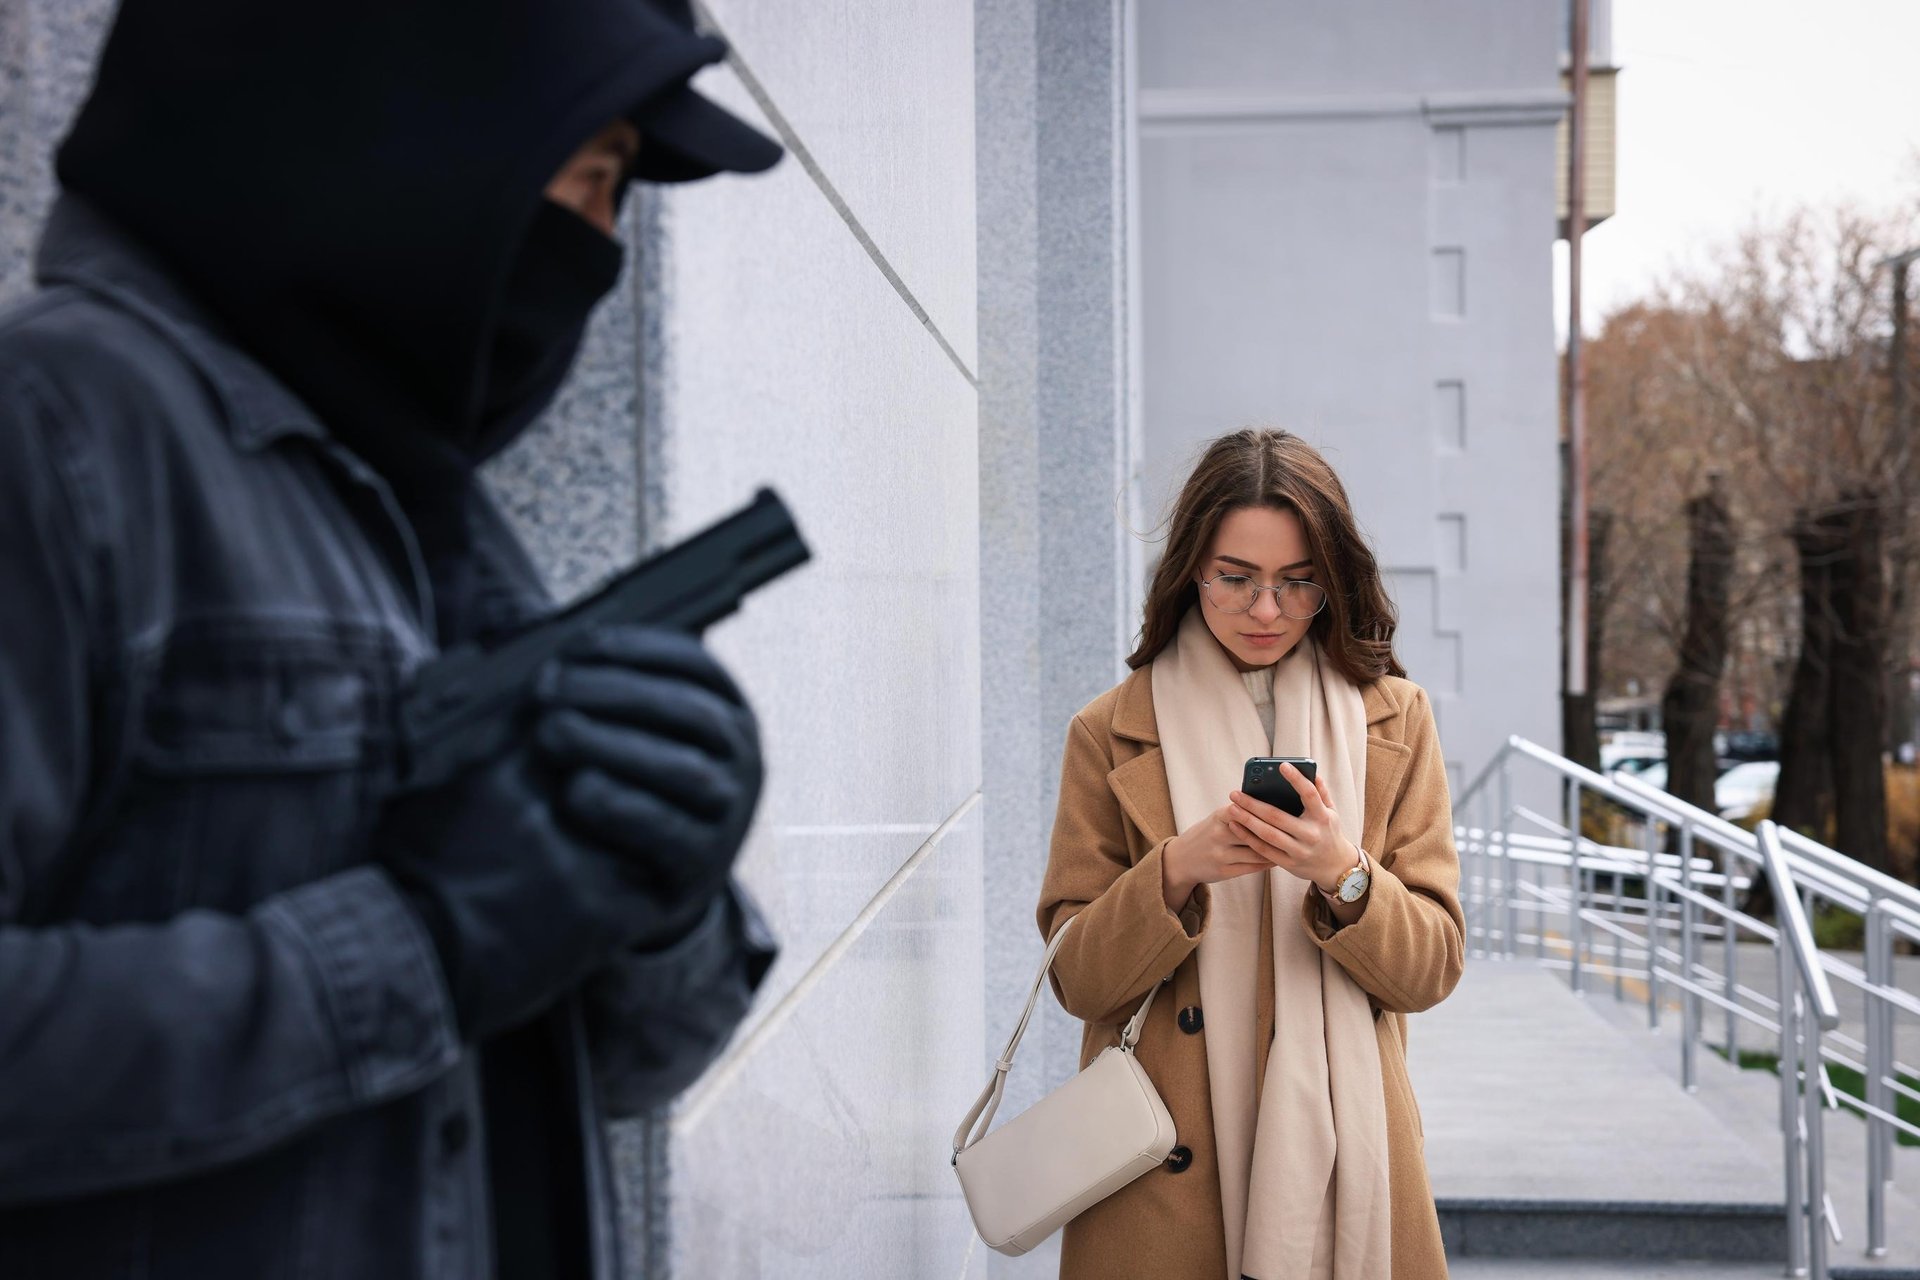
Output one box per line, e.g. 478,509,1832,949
1227,762,1355,894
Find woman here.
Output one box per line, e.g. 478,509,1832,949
1037,429,1463,1280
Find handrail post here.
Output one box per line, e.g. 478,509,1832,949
1466,794,1482,955
1613,865,1626,1002
1486,789,1498,956
1755,821,1841,1280
1533,853,1545,960
1643,814,1658,1028
1804,985,1830,1280
1865,902,1888,1257
1780,961,1807,1277
1473,790,1489,958
1567,778,1585,995
1778,932,1798,1135
1723,852,1739,1063
1498,755,1514,958
1479,786,1493,957
1678,822,1698,1091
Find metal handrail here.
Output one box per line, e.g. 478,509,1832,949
1616,770,1920,926
1452,735,1920,1277
1758,820,1842,1279
1758,821,1841,1033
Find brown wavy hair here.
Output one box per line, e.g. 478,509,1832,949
1126,429,1404,682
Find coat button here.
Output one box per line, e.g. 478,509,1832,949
1178,1005,1204,1035
1165,1145,1193,1174
439,1112,470,1156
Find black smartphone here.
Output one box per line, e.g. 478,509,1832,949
1242,756,1318,818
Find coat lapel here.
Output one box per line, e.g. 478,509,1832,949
1104,668,1177,850
1108,747,1176,848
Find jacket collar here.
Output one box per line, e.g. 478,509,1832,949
34,196,327,453
1362,679,1398,727
1112,658,1401,745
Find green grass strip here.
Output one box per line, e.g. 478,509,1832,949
1712,1045,1920,1147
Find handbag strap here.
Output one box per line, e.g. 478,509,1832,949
951,914,1166,1160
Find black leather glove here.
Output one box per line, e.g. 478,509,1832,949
531,625,762,944
380,627,761,1041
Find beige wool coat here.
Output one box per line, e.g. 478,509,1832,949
1036,666,1465,1280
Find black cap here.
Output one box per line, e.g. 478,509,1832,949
629,0,782,182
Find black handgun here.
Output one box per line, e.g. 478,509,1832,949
393,487,810,795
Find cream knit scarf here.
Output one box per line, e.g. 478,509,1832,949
1151,607,1392,1280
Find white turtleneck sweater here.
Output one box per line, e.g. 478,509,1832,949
1240,664,1276,744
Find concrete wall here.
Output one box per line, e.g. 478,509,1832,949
641,3,988,1276
1133,0,1566,791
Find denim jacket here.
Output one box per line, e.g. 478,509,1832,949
0,198,773,1279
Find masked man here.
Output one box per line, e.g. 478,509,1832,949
0,2,782,1276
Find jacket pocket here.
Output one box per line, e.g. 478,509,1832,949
76,616,402,921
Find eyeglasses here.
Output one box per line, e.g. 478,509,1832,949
1201,574,1327,619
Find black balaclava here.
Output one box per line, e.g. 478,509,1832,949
55,0,738,488
477,201,628,460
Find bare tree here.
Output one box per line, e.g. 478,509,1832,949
1587,203,1920,881
1661,475,1735,814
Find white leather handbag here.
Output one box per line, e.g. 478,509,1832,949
950,916,1178,1256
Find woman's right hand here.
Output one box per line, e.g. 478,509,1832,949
1161,805,1277,913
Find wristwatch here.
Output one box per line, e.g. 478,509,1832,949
1320,847,1372,905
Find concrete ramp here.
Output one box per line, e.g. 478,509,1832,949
1410,960,1785,1264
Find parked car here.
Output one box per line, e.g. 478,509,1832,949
1621,760,1778,824
1628,761,1668,790
1601,742,1666,777
1717,730,1780,763
1713,760,1779,823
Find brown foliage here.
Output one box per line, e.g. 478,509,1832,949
1586,204,1920,877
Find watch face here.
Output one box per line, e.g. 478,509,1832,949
1337,868,1370,902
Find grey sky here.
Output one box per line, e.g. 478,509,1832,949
1558,0,1920,337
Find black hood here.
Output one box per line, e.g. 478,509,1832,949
56,0,764,479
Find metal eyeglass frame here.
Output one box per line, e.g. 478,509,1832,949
1201,574,1328,620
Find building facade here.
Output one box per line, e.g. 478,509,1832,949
1131,0,1568,795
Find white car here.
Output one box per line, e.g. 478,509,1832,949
1713,760,1779,823
1618,760,1778,823
1601,744,1666,777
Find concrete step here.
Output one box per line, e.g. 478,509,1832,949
1449,1261,1781,1280
1435,1200,1781,1265
1410,961,1787,1262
